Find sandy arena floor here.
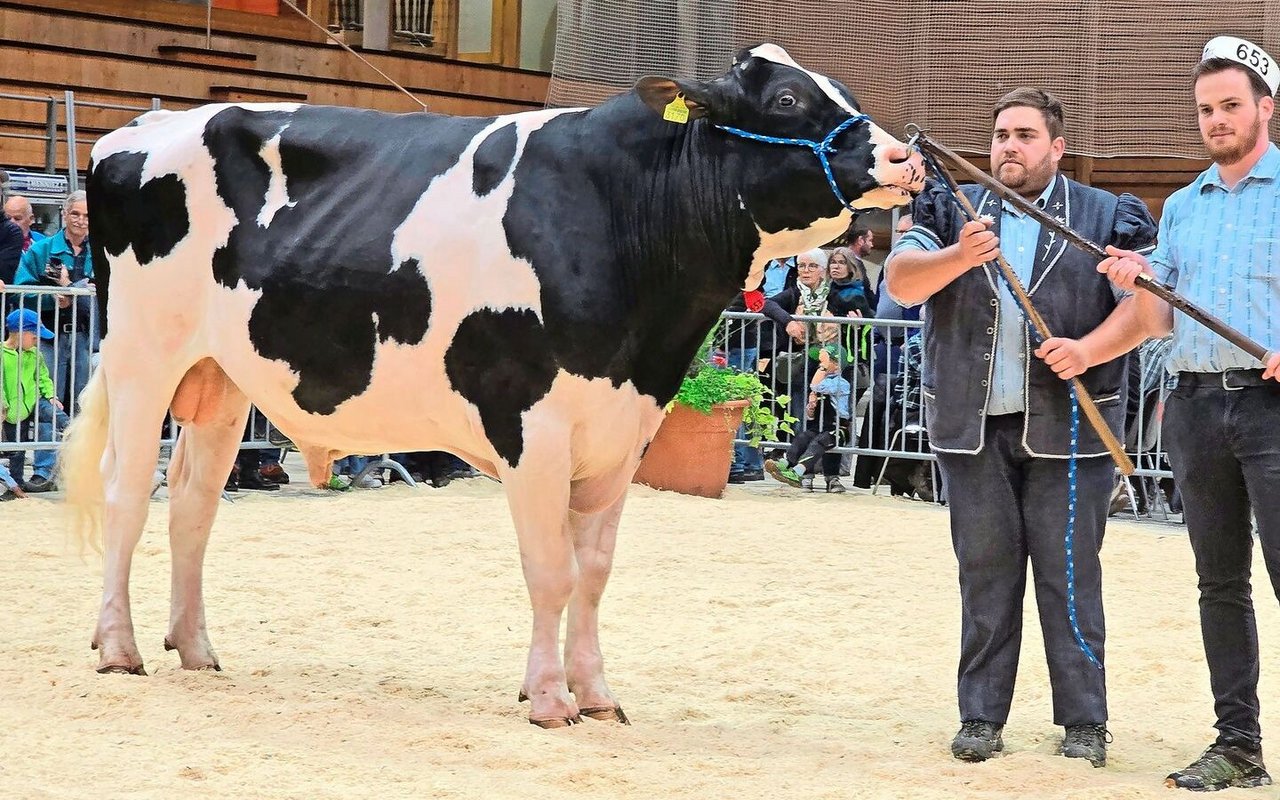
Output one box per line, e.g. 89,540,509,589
2,469,1279,799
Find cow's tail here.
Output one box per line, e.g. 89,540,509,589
60,367,109,554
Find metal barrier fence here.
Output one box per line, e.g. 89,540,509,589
0,285,418,490
719,310,1180,520
0,286,1178,510
0,90,161,196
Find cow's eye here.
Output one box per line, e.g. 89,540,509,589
778,93,797,108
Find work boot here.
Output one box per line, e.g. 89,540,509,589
951,720,1004,762
1166,742,1272,791
1061,724,1110,767
259,463,290,485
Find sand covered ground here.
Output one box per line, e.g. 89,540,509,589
2,468,1279,799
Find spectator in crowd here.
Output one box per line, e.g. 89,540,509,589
761,256,797,296
4,195,46,253
334,454,383,489
1098,36,1280,790
14,190,93,414
724,289,798,483
0,212,21,286
767,248,841,424
225,413,281,492
845,226,880,308
1109,336,1176,516
827,246,875,319
763,346,852,492
886,86,1156,768
388,451,476,488
1,308,68,492
0,458,26,501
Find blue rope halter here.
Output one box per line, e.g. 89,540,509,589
916,148,1103,672
715,114,870,213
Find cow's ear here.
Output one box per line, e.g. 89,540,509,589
635,77,715,120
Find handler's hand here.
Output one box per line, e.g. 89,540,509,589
1097,245,1153,291
1263,351,1280,382
957,219,999,268
1034,337,1093,381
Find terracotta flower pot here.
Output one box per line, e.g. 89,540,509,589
632,400,749,499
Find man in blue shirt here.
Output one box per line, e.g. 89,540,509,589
887,88,1157,768
1101,35,1280,792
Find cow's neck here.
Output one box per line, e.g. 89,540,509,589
584,98,758,404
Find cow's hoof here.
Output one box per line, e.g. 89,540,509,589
529,715,582,729
579,705,630,725
163,638,222,671
91,640,147,675
96,663,147,676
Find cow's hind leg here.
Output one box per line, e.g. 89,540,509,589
564,489,630,724
91,359,178,675
164,360,251,670
503,447,580,727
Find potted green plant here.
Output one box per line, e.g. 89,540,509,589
632,323,794,498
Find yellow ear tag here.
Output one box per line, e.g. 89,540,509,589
663,93,690,124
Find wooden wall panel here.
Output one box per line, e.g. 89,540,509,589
0,4,548,106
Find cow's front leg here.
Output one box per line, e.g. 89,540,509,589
503,449,580,727
564,488,629,724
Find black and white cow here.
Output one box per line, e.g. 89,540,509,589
63,44,923,727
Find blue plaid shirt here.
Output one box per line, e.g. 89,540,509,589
1151,142,1280,373
891,180,1056,414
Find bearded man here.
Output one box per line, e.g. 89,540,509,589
885,87,1157,767
1100,35,1280,792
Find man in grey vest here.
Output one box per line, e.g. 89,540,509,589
885,88,1157,767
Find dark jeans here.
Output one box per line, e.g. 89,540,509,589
935,413,1111,727
2,398,71,480
1164,379,1280,751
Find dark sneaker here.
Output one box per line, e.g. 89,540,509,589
1166,742,1272,791
727,472,746,484
825,476,847,494
764,459,802,488
23,474,55,493
741,469,765,482
1062,724,1110,767
952,720,1004,762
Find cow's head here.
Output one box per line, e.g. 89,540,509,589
637,44,925,275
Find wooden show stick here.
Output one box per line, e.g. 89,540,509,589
912,129,1272,364
911,135,1135,476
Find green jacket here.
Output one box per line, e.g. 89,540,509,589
2,343,54,423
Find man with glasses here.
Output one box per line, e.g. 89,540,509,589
14,191,94,489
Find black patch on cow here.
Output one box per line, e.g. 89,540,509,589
444,308,557,468
89,151,190,264
200,105,491,414
472,124,517,198
500,96,756,406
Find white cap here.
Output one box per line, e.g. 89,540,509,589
1201,35,1280,96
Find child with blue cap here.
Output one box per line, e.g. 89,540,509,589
2,307,67,492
